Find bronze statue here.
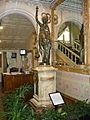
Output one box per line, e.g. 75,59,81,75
35,6,51,65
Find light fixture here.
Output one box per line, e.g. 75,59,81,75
0,19,3,30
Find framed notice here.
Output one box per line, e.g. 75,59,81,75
49,92,64,106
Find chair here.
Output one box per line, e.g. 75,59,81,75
10,67,19,73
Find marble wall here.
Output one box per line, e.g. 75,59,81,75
56,70,90,101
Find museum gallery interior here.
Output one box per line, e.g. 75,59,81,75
0,0,90,120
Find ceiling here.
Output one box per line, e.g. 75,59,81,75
39,0,53,3
60,0,83,11
0,0,83,50
0,14,35,50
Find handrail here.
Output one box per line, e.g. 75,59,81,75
74,41,80,46
74,41,80,53
57,41,80,64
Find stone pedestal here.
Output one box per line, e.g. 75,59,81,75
30,65,57,111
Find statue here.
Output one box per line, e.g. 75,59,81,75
35,6,51,65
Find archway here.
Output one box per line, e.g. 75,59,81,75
57,21,80,47
56,21,84,65
0,12,36,73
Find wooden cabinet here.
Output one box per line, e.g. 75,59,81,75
2,73,33,93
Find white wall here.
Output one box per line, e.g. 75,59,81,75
6,50,33,72
56,70,90,101
6,50,21,72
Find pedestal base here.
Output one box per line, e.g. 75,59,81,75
31,66,57,111
29,98,53,112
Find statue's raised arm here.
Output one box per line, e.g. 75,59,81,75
36,6,41,26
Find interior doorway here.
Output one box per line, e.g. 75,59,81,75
2,52,7,73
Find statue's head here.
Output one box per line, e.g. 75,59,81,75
42,16,48,24
41,13,48,24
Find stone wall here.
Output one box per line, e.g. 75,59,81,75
56,70,90,101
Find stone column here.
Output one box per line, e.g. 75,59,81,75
50,0,65,65
51,8,55,65
83,0,90,65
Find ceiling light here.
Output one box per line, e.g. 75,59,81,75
0,26,3,29
0,19,3,30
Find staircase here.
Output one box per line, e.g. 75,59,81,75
56,41,81,66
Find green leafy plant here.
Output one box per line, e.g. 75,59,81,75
0,84,90,120
62,100,90,120
0,84,36,120
40,100,90,120
40,108,67,120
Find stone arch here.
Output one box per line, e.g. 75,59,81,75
0,1,47,32
56,10,82,36
61,20,81,28
0,9,36,31
56,16,82,41
0,0,40,32
0,1,40,49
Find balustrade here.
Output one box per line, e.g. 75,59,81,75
74,41,81,53
57,41,80,64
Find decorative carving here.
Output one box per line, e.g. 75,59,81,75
41,12,51,24
53,14,58,24
41,12,58,25
33,32,40,59
83,0,89,38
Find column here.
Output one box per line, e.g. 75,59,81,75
51,8,55,65
83,0,90,65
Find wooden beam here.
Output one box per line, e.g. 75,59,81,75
50,0,65,10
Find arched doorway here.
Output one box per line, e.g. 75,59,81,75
57,21,80,47
56,21,84,65
0,13,35,50
0,13,36,73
